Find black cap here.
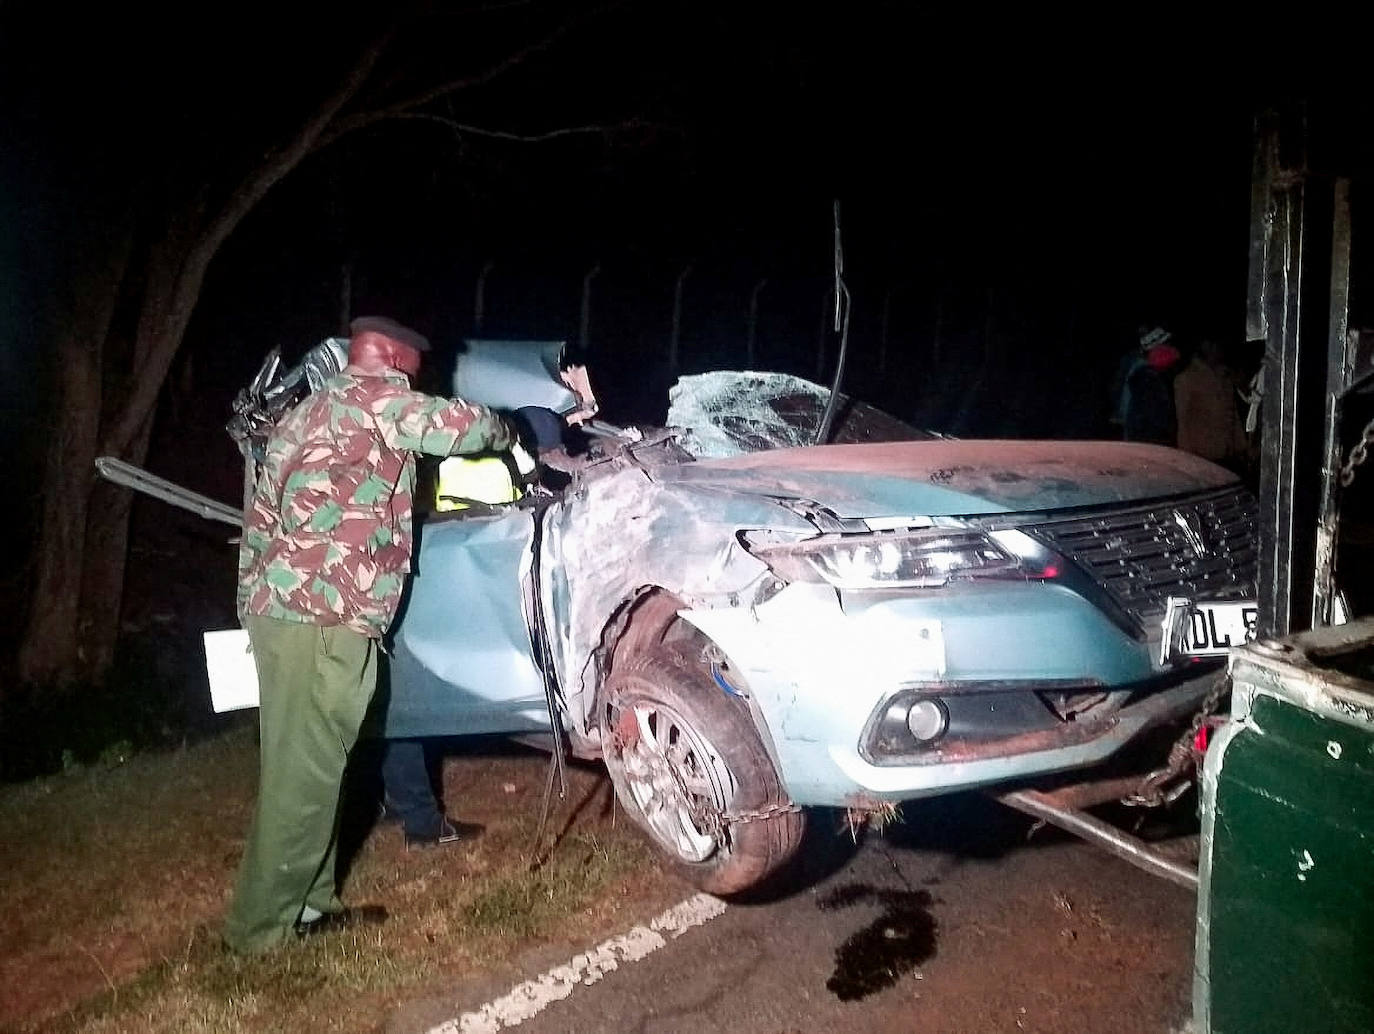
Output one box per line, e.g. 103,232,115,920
349,316,431,352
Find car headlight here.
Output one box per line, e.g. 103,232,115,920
740,526,1023,590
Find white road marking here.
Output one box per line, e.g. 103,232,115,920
427,893,728,1034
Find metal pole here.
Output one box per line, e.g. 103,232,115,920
1250,107,1357,638
1313,178,1353,626
932,288,946,370
579,261,601,353
95,457,244,526
997,788,1199,891
747,277,767,369
669,264,692,375
1255,155,1306,638
474,259,495,333
880,287,894,376
817,284,834,380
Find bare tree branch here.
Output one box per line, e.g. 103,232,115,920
103,4,625,458
102,30,397,458
316,5,614,150
385,111,647,143
205,28,399,256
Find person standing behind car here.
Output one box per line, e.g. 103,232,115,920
224,316,514,955
377,405,571,849
1174,337,1248,471
1119,326,1182,446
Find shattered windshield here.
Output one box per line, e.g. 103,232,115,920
666,371,934,459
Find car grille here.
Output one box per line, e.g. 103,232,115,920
1032,488,1258,630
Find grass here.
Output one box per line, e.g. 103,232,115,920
0,728,673,1034
463,832,629,938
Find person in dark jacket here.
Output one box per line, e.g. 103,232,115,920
378,404,571,848
1117,327,1182,446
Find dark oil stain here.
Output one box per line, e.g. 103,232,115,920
815,882,873,909
989,470,1026,484
929,468,955,484
817,883,937,1001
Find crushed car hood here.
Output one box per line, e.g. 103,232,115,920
656,439,1239,517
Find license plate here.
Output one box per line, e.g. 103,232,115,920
1161,597,1259,663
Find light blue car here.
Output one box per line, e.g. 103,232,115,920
388,347,1258,894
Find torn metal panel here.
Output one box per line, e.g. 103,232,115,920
227,338,350,465
387,509,548,738
541,449,808,729
454,339,579,415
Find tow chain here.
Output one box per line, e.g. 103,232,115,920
1339,414,1374,486
721,800,803,825
1121,407,1372,800
1123,673,1230,808
607,707,799,834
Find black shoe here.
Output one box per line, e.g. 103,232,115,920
403,818,484,849
294,905,388,939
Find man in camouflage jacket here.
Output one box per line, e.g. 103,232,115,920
223,316,514,954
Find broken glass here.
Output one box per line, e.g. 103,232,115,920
666,371,934,459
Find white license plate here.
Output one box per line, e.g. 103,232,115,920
1161,598,1259,662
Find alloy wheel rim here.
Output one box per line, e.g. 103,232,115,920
618,699,733,863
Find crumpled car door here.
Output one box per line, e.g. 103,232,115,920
383,509,549,737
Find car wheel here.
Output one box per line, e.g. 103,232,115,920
600,646,805,895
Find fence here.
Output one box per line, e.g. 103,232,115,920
436,256,1115,438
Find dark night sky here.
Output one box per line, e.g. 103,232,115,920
2,3,1368,453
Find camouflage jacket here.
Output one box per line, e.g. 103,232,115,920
237,368,513,638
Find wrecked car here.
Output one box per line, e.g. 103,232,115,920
385,345,1258,894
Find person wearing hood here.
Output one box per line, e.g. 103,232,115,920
1117,326,1183,446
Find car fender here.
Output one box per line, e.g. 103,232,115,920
541,465,815,735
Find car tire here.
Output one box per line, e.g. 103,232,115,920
600,646,805,895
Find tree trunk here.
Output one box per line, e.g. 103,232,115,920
20,205,263,685
18,238,128,685
75,416,154,678
16,27,525,686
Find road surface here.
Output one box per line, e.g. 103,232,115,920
394,794,1196,1034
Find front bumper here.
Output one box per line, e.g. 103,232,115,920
680,581,1217,806
825,670,1217,800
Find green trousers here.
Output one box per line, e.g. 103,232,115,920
223,615,378,954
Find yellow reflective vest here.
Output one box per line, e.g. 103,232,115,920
435,454,522,512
